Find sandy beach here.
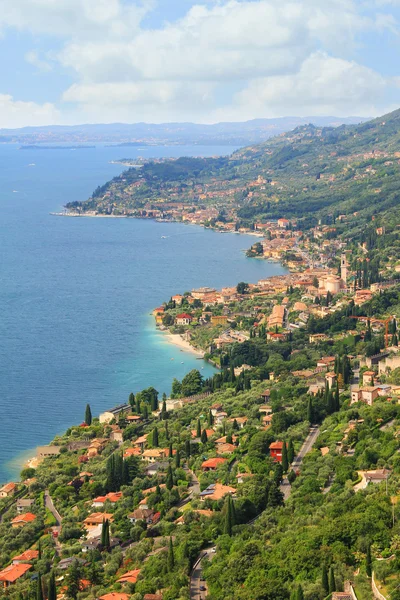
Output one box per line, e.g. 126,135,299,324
162,332,205,358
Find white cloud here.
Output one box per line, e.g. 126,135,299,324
223,52,388,120
0,0,399,123
0,0,151,39
25,50,53,72
0,94,59,128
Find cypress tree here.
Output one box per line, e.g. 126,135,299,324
287,439,295,465
232,419,239,431
85,403,92,426
274,462,283,486
196,418,201,438
296,585,304,600
38,538,42,560
208,409,214,426
175,448,180,468
142,403,149,419
161,399,167,419
226,432,233,445
268,481,284,507
201,429,208,444
128,392,135,410
334,382,340,412
36,576,44,600
224,495,234,536
165,420,169,440
322,564,329,594
328,566,336,594
48,572,56,600
281,441,288,472
185,439,191,458
366,543,372,577
166,465,174,490
167,536,175,571
152,426,159,447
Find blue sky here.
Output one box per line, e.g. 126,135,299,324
1,0,400,127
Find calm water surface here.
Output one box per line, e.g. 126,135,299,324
0,143,286,482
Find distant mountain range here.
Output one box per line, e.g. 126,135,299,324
0,116,367,146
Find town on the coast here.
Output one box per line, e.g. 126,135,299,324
4,110,400,600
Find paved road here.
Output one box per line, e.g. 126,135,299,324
189,426,320,598
179,468,200,508
44,490,62,554
190,547,214,600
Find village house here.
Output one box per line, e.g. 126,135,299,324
229,416,248,429
11,512,36,528
216,443,236,455
200,483,236,502
110,428,124,443
351,386,380,405
191,428,215,439
211,315,229,326
325,372,337,389
165,398,184,411
128,508,160,525
362,370,375,385
145,461,168,476
87,438,108,458
0,482,17,498
133,434,148,451
83,512,114,530
11,550,39,565
99,403,131,424
269,441,284,462
309,333,329,343
16,498,34,514
123,447,142,459
142,448,174,462
175,313,193,326
259,404,272,415
92,491,123,508
201,457,227,471
36,445,61,459
117,569,141,585
260,389,271,402
0,563,32,588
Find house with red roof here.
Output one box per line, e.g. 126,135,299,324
117,569,141,584
12,549,39,564
92,491,123,508
98,594,130,600
0,482,17,498
269,441,284,462
176,313,193,326
11,512,36,528
0,563,31,587
201,457,227,471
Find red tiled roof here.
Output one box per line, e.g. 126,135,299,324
117,568,141,584
11,512,36,525
12,549,39,562
0,563,31,583
269,441,284,450
201,457,226,469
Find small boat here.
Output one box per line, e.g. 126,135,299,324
12,190,18,193
28,163,35,166
170,358,174,360
161,236,168,239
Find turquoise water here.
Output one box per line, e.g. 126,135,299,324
0,143,286,483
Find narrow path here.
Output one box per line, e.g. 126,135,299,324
189,426,320,598
44,489,62,554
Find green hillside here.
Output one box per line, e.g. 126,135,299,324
67,107,400,239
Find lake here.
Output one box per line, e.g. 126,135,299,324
0,143,286,482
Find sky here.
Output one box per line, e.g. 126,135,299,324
1,0,400,128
